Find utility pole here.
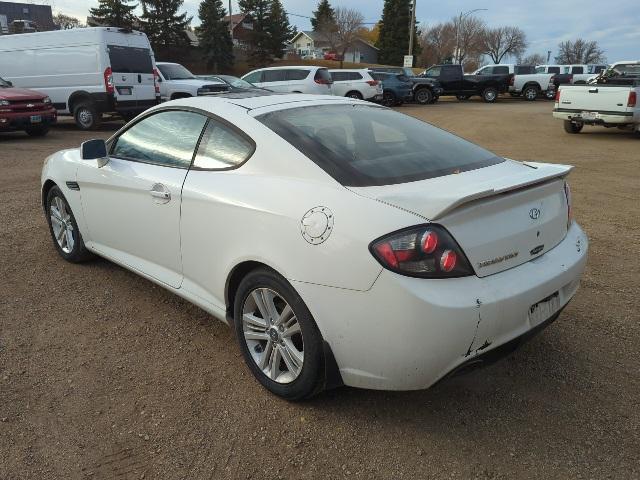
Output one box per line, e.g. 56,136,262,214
454,8,487,63
408,0,416,56
229,0,233,41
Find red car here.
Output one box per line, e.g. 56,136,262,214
323,52,343,61
0,76,57,137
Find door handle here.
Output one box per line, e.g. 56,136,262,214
588,88,598,93
150,184,171,203
138,74,142,83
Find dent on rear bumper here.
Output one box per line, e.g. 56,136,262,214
293,223,588,391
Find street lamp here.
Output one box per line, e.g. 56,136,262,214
454,8,487,64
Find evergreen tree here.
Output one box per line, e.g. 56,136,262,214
311,0,335,31
89,0,138,29
238,0,272,66
196,0,233,72
376,0,420,65
140,0,192,48
267,0,294,58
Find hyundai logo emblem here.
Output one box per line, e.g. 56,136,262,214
529,207,541,220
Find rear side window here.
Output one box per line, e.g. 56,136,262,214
108,45,153,74
193,119,254,170
493,66,509,74
515,65,535,74
286,69,309,80
257,104,503,187
548,66,561,74
571,66,584,74
263,70,286,82
331,71,347,81
370,72,386,81
348,72,363,80
314,68,332,83
111,110,207,168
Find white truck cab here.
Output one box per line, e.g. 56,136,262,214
155,62,229,101
0,27,159,129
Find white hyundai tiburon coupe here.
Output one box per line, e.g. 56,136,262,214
41,93,588,399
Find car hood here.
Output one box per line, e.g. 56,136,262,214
0,87,46,101
168,79,222,87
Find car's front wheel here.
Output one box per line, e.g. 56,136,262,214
234,268,324,400
381,91,397,107
45,186,92,262
73,102,102,130
482,87,498,103
414,88,433,105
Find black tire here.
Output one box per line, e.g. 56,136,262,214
482,87,499,103
25,125,50,137
545,89,556,100
345,90,363,100
456,94,470,101
73,101,102,130
523,85,539,101
381,91,396,107
233,268,325,400
414,88,433,105
429,95,439,104
45,186,93,263
563,120,584,134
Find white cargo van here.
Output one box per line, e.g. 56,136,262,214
0,27,159,129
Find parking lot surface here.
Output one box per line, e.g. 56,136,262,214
1,98,638,479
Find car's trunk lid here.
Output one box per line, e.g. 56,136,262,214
349,160,572,277
558,84,633,114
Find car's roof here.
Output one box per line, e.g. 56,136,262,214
165,93,356,112
252,65,322,71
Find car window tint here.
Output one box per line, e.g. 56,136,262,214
258,104,503,187
351,72,363,80
193,119,254,169
111,110,207,168
286,69,309,80
314,69,332,83
331,71,347,81
263,70,286,82
548,66,561,74
493,66,509,74
108,45,153,74
571,66,584,74
425,66,441,77
243,71,262,83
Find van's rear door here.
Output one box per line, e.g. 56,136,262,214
106,33,156,106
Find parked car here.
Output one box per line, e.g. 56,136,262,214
370,67,443,105
369,72,413,106
41,93,588,400
328,69,382,101
0,27,159,130
242,66,333,95
553,60,640,135
510,72,556,101
419,64,509,102
156,62,229,101
196,74,268,93
323,52,343,61
0,76,56,136
474,64,536,76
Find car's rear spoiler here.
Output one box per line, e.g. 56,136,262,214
349,160,573,221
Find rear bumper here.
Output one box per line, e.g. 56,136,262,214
0,108,57,130
553,108,635,125
293,222,588,391
113,97,160,114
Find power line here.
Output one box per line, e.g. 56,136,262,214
286,11,378,25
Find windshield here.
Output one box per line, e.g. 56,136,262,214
0,76,10,87
219,75,256,88
158,64,195,80
257,104,503,187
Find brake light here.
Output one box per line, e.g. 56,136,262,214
104,67,114,94
370,224,473,278
628,91,637,107
555,89,561,103
563,181,573,229
366,80,379,86
153,68,161,94
315,78,331,85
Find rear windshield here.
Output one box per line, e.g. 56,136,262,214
314,68,332,83
257,104,503,187
108,45,153,74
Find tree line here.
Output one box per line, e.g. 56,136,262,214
61,0,606,73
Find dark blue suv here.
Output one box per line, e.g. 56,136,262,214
369,72,414,107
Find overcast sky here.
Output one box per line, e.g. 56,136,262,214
48,0,638,62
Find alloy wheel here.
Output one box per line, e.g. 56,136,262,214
77,108,93,129
242,288,304,384
50,195,75,254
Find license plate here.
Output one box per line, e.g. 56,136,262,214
528,292,560,327
30,115,42,123
580,111,598,120
118,87,132,95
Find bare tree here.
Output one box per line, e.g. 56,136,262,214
483,26,527,63
555,39,606,64
53,13,84,29
419,22,456,66
318,7,364,68
453,14,485,64
519,52,546,66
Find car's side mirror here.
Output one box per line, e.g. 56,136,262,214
81,139,109,167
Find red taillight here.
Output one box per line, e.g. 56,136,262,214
315,78,331,85
440,250,457,272
370,224,473,278
555,89,561,103
628,91,637,108
104,67,114,94
366,80,379,86
153,68,161,94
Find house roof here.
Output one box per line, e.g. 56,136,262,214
224,13,247,26
290,30,329,44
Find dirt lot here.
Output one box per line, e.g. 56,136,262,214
1,98,638,479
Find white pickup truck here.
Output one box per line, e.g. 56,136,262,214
553,61,640,135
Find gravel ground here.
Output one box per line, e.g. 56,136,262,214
1,98,638,479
